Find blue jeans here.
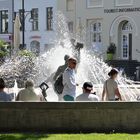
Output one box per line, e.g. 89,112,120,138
63,95,74,101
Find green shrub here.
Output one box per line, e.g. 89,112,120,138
18,50,36,58
0,40,9,60
107,43,116,54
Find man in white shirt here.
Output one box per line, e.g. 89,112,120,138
63,57,77,101
76,82,99,101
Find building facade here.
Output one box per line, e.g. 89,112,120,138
14,0,57,54
57,0,140,62
0,0,140,62
0,0,13,45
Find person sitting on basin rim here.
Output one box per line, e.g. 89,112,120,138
16,80,43,102
62,57,78,101
102,69,122,101
76,82,99,101
0,78,12,102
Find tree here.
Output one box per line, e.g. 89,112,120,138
18,50,36,58
0,40,9,64
16,50,37,87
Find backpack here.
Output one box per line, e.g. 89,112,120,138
54,73,64,94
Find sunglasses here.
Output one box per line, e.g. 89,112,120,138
72,62,77,65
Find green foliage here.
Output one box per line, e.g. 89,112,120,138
18,50,36,58
107,43,116,54
0,51,8,57
0,40,9,58
0,134,140,140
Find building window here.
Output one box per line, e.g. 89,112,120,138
115,0,133,6
91,22,102,43
122,21,132,31
44,44,54,51
31,8,39,31
66,0,74,11
0,10,8,33
122,35,129,58
87,0,103,8
121,21,132,59
46,7,53,31
68,22,73,33
30,41,40,55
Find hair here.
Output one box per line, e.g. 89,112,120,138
71,38,76,43
25,80,34,88
0,78,6,89
64,55,70,61
108,69,119,77
68,57,77,62
83,82,93,93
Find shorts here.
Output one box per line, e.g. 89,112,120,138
63,95,74,101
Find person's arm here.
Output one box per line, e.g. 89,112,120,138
64,72,76,89
53,67,61,81
102,89,106,101
16,90,23,101
76,97,79,101
115,88,122,101
16,93,20,101
8,93,14,102
102,83,106,101
38,95,45,101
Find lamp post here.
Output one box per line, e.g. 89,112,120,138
22,0,25,49
14,0,33,50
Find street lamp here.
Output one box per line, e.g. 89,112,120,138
13,0,34,50
22,0,25,49
14,0,33,50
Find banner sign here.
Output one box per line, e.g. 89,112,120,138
104,7,140,13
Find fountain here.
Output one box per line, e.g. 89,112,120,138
0,12,140,101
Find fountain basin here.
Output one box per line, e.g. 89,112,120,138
0,102,140,133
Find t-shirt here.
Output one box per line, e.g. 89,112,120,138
17,87,40,101
62,68,76,98
76,93,99,101
0,91,12,102
104,78,118,101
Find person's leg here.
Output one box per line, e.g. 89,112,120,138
63,95,74,101
58,94,64,101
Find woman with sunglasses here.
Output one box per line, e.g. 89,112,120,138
62,57,77,101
